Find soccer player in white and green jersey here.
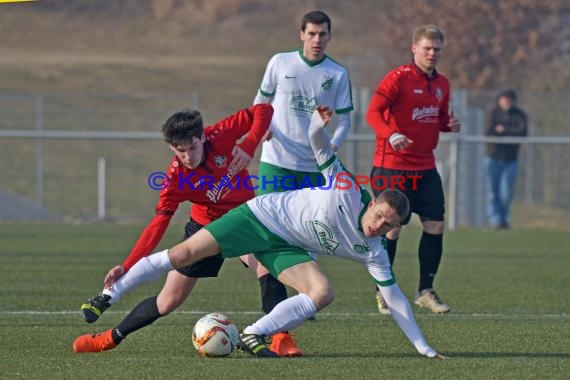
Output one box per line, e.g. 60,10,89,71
252,10,352,326
253,10,353,195
75,106,444,359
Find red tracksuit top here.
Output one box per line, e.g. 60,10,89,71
122,104,273,271
367,62,452,171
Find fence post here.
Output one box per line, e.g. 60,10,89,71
97,157,106,219
525,123,534,205
35,95,44,206
346,88,360,172
447,138,459,230
191,91,200,110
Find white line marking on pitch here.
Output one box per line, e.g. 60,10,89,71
0,310,568,318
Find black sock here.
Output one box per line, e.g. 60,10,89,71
418,231,443,291
386,237,398,266
112,296,162,344
259,273,288,314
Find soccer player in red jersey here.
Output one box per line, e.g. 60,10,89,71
74,103,303,356
366,25,461,314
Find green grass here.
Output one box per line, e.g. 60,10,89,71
1,223,569,379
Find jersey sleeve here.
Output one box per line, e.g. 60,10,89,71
365,239,436,357
206,104,273,157
121,162,181,271
438,85,452,132
330,110,351,149
236,104,273,156
121,213,174,271
253,55,278,103
365,250,396,287
307,109,355,190
308,109,338,179
377,283,437,357
334,70,354,115
329,70,354,147
366,71,401,139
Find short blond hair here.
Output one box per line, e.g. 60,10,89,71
413,24,445,44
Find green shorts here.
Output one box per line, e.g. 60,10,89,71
257,162,326,195
203,204,313,278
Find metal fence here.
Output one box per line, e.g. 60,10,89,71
1,91,569,228
0,93,200,223
339,88,570,229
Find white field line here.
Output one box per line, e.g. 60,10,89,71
0,310,568,318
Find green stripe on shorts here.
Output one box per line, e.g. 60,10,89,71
203,204,313,277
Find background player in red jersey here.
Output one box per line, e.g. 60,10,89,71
75,103,303,356
366,25,461,314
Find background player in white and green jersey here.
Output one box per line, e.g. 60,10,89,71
88,106,444,359
253,10,353,195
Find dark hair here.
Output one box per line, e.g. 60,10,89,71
498,89,517,102
161,110,203,146
301,10,331,32
376,189,410,222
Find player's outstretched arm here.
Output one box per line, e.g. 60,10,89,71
307,106,334,164
113,212,175,287
227,104,273,172
378,283,443,358
101,227,221,303
330,112,351,151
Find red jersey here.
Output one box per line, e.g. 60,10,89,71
122,104,273,271
366,62,452,170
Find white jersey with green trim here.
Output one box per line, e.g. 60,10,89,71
247,112,392,285
249,109,438,358
254,50,353,172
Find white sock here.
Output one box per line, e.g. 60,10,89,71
244,293,317,336
378,284,437,357
103,249,173,305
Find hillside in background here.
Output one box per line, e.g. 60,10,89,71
0,0,568,224
0,0,568,103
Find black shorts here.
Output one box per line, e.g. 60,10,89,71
369,167,445,225
176,218,225,278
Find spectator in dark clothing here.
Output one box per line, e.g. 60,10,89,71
485,90,528,229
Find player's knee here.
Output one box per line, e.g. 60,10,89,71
423,220,444,234
310,284,335,310
156,293,185,315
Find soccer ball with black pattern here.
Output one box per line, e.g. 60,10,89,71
192,312,239,357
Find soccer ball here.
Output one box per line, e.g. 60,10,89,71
192,312,239,357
